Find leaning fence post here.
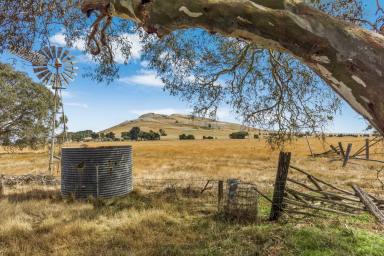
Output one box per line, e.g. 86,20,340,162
269,152,291,221
218,180,223,211
338,142,345,159
0,175,3,198
342,143,352,167
330,145,339,155
365,139,370,160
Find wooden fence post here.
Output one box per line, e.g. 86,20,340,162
342,143,352,167
365,139,370,160
227,179,240,209
305,135,314,158
0,175,4,198
218,180,223,211
330,145,339,155
269,152,291,221
338,142,345,158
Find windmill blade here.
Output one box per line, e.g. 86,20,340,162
41,73,53,85
64,67,75,73
63,72,75,78
57,47,63,59
63,56,76,62
64,63,78,71
63,70,75,77
61,50,69,60
62,71,74,81
31,52,48,66
36,70,51,80
39,47,50,59
33,67,49,74
51,46,57,59
43,46,53,60
60,73,70,85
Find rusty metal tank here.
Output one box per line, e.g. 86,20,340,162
61,146,133,199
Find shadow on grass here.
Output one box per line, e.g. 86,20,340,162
6,188,62,203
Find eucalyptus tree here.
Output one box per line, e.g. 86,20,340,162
1,0,383,143
0,63,55,149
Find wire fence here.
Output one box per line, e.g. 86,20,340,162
2,156,383,223
0,175,265,220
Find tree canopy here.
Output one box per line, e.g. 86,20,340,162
0,63,55,149
2,0,384,144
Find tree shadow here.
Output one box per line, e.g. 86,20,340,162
6,188,62,203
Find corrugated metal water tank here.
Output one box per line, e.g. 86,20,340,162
61,146,133,199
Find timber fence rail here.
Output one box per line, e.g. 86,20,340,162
268,152,384,224
312,137,384,167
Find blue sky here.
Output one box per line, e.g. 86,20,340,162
1,2,379,133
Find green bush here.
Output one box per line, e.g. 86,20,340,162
159,129,167,136
229,131,249,139
139,130,161,141
179,134,195,140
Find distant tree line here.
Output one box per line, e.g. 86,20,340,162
68,130,94,142
121,127,161,141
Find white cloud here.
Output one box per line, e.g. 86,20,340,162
50,33,66,46
66,102,89,109
61,91,74,99
119,70,164,87
140,60,149,68
122,33,142,60
130,108,191,116
216,108,232,120
50,33,86,51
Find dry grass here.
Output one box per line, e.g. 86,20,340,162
2,137,383,192
1,137,384,255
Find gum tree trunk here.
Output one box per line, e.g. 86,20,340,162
82,0,384,134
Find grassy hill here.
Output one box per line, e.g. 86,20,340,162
102,113,262,140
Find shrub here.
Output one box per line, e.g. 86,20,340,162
139,130,161,141
229,131,249,139
105,132,116,140
203,136,214,140
159,129,167,136
179,134,195,140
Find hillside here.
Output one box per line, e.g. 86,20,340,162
102,113,261,140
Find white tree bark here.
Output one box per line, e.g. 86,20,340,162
82,0,384,134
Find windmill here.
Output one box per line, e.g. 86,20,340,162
10,46,77,174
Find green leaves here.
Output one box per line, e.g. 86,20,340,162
0,63,55,149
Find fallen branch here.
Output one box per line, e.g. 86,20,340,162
290,165,356,196
352,184,384,224
284,198,356,216
286,188,365,212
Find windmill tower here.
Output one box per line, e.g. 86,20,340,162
10,46,77,174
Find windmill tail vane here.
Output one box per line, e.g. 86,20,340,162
9,47,48,67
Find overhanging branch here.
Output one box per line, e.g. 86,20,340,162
81,0,384,134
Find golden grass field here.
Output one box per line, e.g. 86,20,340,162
1,137,384,255
1,137,384,192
